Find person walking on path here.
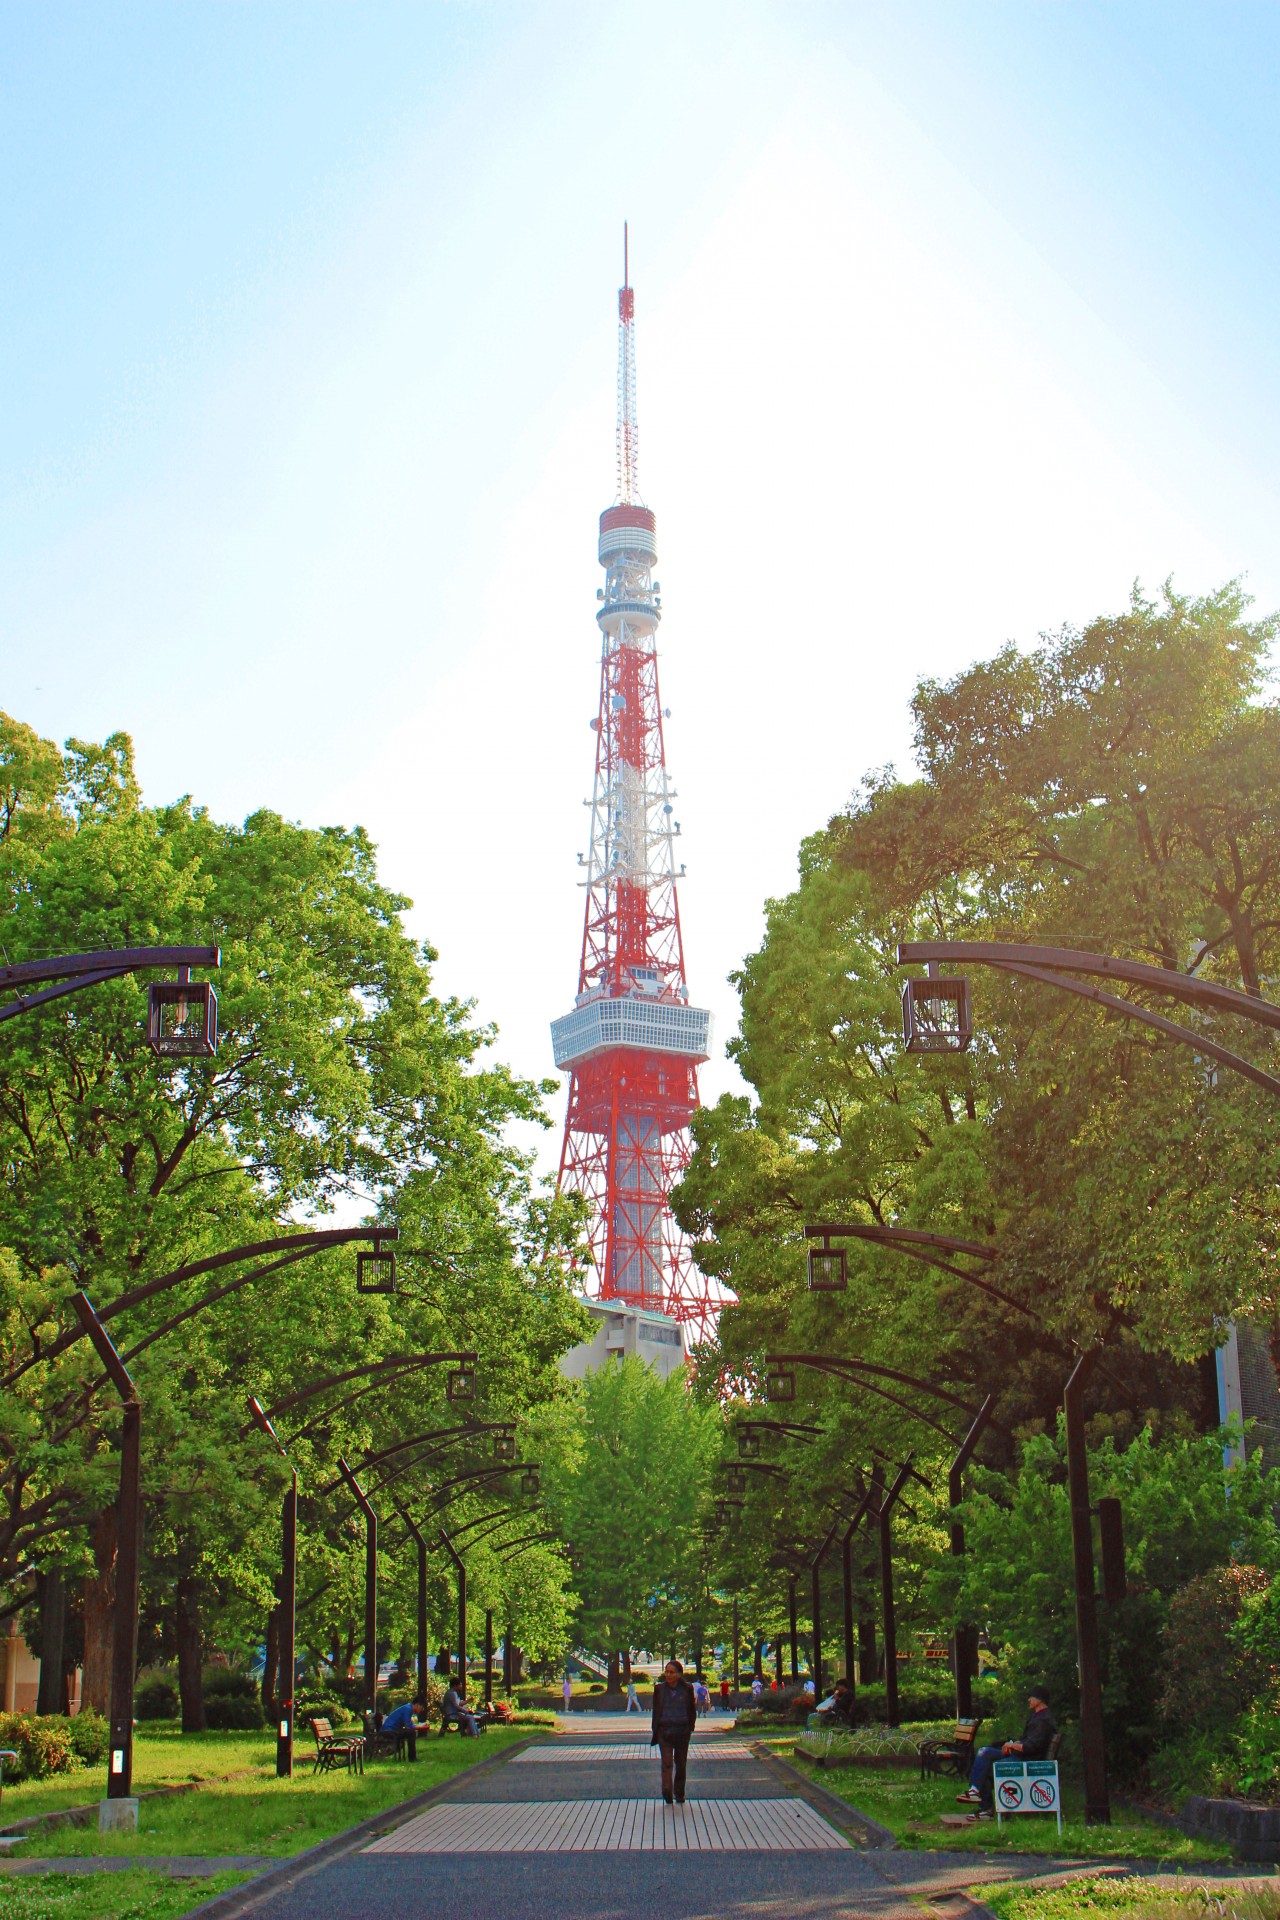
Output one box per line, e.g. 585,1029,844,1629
625,1676,641,1712
562,1672,573,1714
650,1657,698,1805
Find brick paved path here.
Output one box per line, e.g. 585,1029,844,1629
229,1728,1085,1919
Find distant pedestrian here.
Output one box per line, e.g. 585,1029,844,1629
562,1673,573,1713
751,1676,763,1703
719,1678,731,1712
625,1678,641,1712
651,1657,698,1806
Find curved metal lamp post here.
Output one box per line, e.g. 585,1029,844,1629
246,1398,298,1777
6,1227,400,1392
69,1295,140,1814
0,944,219,1040
765,1351,999,1723
337,1458,380,1721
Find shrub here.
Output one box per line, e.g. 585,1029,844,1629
202,1668,260,1702
294,1688,350,1727
135,1674,180,1721
850,1679,960,1724
204,1693,265,1730
65,1712,108,1767
0,1713,75,1781
1159,1565,1272,1733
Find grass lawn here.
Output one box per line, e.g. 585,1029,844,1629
2,1722,536,1860
0,1869,250,1920
0,1728,281,1821
767,1742,1228,1863
984,1875,1280,1919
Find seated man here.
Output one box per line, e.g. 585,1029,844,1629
380,1698,428,1760
958,1687,1057,1817
440,1682,479,1737
813,1676,855,1727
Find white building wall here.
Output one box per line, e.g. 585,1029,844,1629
559,1299,687,1382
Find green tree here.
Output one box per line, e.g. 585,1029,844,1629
0,715,587,1723
546,1357,721,1680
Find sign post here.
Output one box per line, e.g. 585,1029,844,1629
993,1759,1062,1836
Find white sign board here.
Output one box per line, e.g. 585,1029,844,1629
993,1759,1062,1833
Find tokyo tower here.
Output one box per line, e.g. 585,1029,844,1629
550,234,720,1346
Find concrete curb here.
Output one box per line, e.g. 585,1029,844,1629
167,1732,544,1920
748,1739,898,1850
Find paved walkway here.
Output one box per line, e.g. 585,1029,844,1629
236,1726,1087,1919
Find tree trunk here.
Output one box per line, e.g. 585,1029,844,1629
82,1509,117,1716
621,1649,632,1680
35,1570,67,1716
437,1643,451,1680
605,1649,622,1695
858,1616,877,1688
262,1608,280,1722
343,1618,356,1676
176,1574,206,1732
510,1644,524,1686
753,1639,764,1682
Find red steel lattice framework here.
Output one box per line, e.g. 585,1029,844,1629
551,236,723,1347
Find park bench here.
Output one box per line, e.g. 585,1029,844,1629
308,1715,365,1775
362,1712,408,1761
918,1717,982,1780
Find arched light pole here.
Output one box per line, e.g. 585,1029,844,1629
246,1398,298,1778
69,1295,140,1818
337,1459,380,1722
765,1352,1002,1723
0,944,219,1041
5,1226,400,1392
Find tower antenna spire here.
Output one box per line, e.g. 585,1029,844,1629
616,225,638,504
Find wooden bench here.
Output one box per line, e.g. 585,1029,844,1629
919,1717,982,1780
308,1715,365,1775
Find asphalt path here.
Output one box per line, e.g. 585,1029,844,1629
234,1727,1079,1920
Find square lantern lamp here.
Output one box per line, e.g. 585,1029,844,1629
356,1245,397,1295
725,1465,747,1496
901,975,973,1054
147,970,218,1058
447,1366,477,1404
738,1429,761,1461
765,1366,796,1404
807,1241,847,1291
493,1432,516,1462
520,1467,541,1497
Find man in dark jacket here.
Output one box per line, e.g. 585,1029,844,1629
651,1659,698,1805
958,1688,1057,1816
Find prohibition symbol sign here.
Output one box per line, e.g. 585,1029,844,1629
997,1780,1023,1810
1029,1778,1055,1809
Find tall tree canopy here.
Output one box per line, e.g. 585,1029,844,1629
0,714,588,1715
678,586,1278,1554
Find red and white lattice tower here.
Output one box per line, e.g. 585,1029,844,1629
551,235,720,1346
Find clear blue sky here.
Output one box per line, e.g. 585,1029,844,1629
6,2,1279,1150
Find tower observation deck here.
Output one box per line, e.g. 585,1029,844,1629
551,236,723,1347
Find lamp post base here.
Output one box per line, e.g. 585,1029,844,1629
98,1797,139,1832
